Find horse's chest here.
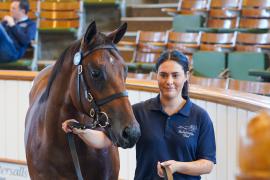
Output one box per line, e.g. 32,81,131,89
34,146,118,180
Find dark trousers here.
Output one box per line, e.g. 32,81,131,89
0,24,19,63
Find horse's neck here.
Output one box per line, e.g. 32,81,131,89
44,67,80,136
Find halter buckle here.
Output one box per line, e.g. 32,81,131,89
87,92,93,102
97,112,109,128
78,65,82,75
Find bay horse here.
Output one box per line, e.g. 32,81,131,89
25,21,141,180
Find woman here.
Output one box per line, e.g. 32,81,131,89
62,50,216,179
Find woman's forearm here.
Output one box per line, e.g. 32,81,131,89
77,129,112,149
175,159,214,176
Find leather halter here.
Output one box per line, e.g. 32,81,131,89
74,38,128,129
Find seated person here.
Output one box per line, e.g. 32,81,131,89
0,0,36,63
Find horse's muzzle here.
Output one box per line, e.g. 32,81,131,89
120,122,141,149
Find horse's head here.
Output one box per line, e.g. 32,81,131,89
70,21,140,148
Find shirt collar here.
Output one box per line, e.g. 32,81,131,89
149,94,192,117
148,94,162,111
178,97,192,117
16,16,28,23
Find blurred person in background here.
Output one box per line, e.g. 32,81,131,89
0,0,36,63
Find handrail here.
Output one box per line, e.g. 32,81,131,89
0,70,38,81
0,158,27,165
0,70,270,112
126,78,270,112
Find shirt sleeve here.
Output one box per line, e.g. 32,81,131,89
196,111,216,164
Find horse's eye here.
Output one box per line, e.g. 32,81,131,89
91,70,101,78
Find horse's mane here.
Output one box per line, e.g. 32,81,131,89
39,40,80,103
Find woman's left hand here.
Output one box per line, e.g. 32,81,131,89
157,160,179,177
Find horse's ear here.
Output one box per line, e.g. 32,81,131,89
84,21,97,44
108,22,127,44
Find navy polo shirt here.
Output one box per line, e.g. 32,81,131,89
132,95,216,180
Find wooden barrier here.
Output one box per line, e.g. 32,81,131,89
0,71,270,180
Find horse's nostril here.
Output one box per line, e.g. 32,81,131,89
122,125,141,141
122,127,130,140
121,125,141,148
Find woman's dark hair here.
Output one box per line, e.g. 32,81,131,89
155,50,189,98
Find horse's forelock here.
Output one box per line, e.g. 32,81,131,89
92,32,112,47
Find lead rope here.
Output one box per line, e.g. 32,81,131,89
67,133,84,180
162,165,174,180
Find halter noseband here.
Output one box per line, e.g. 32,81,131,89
73,38,128,129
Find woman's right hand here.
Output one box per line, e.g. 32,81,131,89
62,119,76,133
62,119,112,149
62,119,87,135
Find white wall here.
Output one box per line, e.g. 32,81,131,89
0,80,32,161
0,80,257,180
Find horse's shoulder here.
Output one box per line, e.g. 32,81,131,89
33,65,53,86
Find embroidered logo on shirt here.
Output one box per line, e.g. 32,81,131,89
177,125,197,138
